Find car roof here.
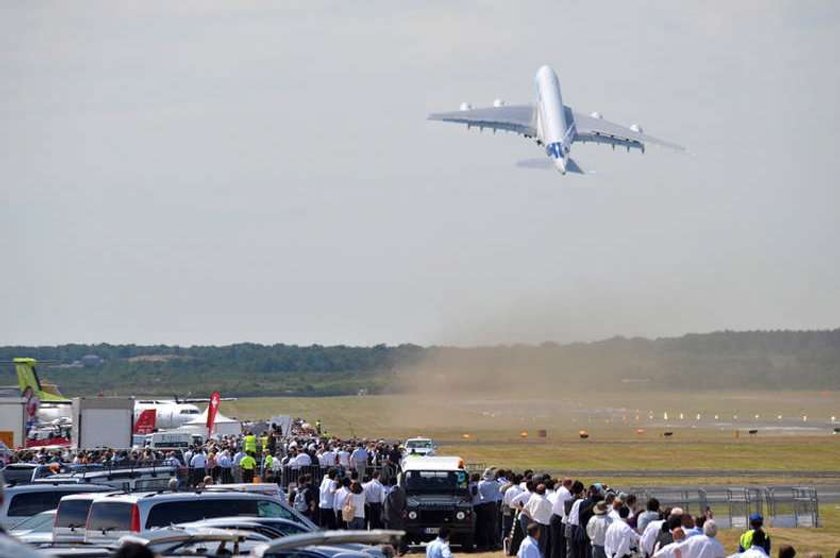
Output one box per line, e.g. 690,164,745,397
254,529,405,554
92,489,281,503
6,483,114,494
401,456,464,471
58,492,118,502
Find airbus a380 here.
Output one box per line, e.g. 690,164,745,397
429,65,684,174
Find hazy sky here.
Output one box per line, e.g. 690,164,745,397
3,1,839,347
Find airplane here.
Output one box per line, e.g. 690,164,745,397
13,357,72,424
428,65,684,174
9,358,231,432
134,394,235,430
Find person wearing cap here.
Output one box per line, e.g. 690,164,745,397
738,529,770,558
478,467,502,550
518,523,544,558
739,514,771,554
605,506,639,558
679,520,725,558
586,501,614,558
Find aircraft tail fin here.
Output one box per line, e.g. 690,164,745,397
565,158,585,174
134,409,157,435
14,358,68,402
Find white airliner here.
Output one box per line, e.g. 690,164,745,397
134,400,203,430
429,65,684,174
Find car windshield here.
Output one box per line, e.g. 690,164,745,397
404,470,468,493
406,440,432,449
10,511,54,533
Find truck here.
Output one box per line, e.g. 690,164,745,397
400,456,475,550
71,397,134,449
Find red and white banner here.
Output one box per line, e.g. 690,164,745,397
206,391,221,434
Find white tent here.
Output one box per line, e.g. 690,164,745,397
177,407,242,438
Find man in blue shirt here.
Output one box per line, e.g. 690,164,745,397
519,523,543,558
426,526,453,558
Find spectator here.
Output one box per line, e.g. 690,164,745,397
426,525,453,558
518,523,543,558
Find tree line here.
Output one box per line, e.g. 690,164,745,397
1,329,838,397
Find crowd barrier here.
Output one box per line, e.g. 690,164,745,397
628,485,819,529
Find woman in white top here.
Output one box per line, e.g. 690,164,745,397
345,481,367,530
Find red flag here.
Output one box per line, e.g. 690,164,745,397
206,391,221,434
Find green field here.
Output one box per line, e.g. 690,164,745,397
226,391,840,555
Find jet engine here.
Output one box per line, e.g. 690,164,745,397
493,99,506,107
630,123,643,133
459,102,473,111
590,112,603,119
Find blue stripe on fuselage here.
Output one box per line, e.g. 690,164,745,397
546,142,564,159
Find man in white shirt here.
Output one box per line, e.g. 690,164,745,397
524,484,553,554
292,450,312,469
232,447,245,483
518,523,544,558
319,468,338,529
364,470,386,529
502,475,525,541
337,446,351,469
679,521,725,558
189,450,207,487
587,502,613,558
641,517,666,558
549,478,573,558
320,446,337,468
605,506,639,558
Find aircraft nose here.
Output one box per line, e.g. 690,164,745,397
554,158,567,174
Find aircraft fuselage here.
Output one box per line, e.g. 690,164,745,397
535,65,571,174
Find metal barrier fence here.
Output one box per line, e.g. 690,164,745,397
627,485,818,529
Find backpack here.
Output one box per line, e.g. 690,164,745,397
293,486,309,513
342,495,356,522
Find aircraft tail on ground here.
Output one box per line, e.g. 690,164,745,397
14,358,69,402
134,409,157,434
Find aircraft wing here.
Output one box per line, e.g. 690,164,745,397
428,105,537,137
569,108,685,152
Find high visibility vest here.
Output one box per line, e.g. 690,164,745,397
739,530,754,551
244,435,257,453
240,456,257,470
260,435,269,449
264,454,274,469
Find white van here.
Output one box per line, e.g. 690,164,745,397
147,432,193,450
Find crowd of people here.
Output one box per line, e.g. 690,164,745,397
3,420,836,558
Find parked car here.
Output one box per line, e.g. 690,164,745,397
84,490,317,544
9,509,56,544
0,483,113,528
175,516,312,539
252,529,404,558
54,492,115,543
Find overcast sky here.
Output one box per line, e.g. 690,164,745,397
2,1,839,347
